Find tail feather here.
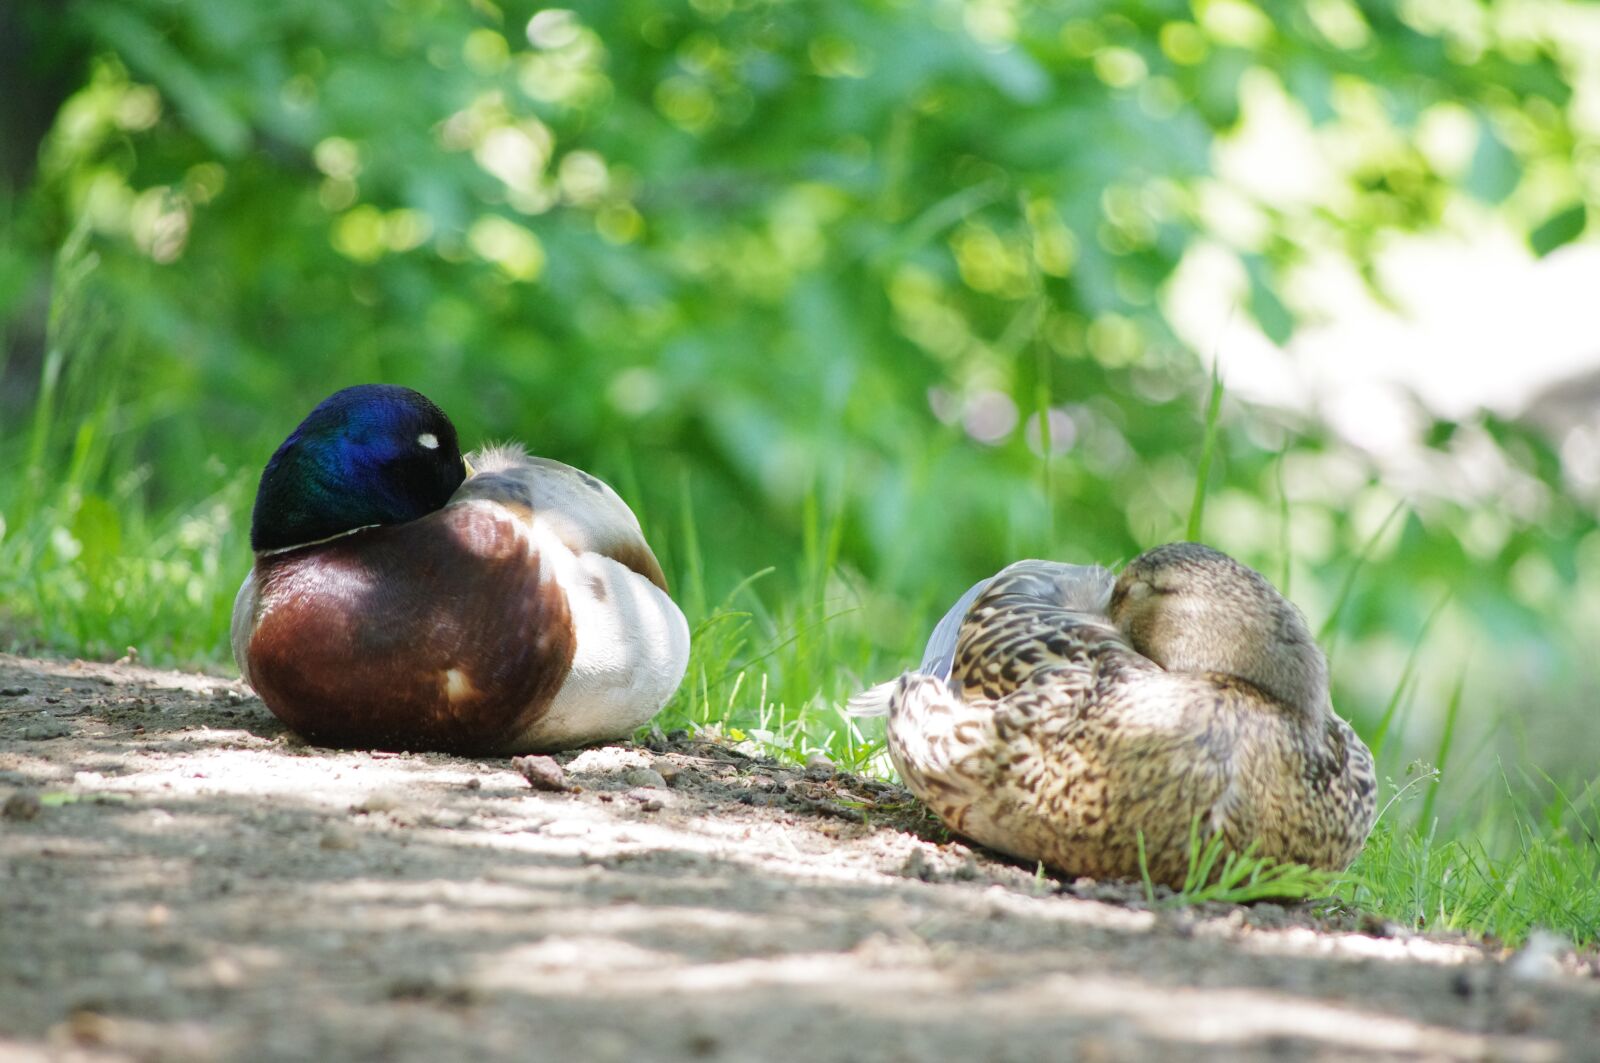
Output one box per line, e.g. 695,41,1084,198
885,672,995,810
843,676,901,718
844,675,896,717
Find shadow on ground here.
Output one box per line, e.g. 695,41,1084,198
1,653,1595,1062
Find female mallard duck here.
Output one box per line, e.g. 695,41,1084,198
852,543,1375,887
231,384,690,754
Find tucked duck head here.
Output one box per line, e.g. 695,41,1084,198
250,384,468,552
1109,542,1329,718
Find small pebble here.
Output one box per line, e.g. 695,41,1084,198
622,767,667,789
1357,912,1400,938
465,777,482,791
511,755,571,792
1504,994,1545,1033
387,971,476,1006
804,754,836,780
353,791,402,814
319,826,358,850
651,758,681,785
900,848,932,881
1,686,30,697
1507,929,1569,982
207,956,245,988
64,1010,114,1047
3,792,42,821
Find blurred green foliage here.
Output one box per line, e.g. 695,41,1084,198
2,0,1599,940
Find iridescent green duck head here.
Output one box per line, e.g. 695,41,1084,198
1109,542,1329,719
250,384,470,552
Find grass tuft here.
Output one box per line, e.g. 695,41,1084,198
1139,819,1339,908
1316,499,1406,654
0,228,248,664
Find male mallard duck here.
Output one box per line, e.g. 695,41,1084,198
852,543,1376,887
231,384,689,754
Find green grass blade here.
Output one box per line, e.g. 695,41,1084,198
1369,592,1451,762
1417,668,1468,831
1185,359,1225,543
676,467,707,623
1035,342,1054,549
1136,832,1157,907
1317,499,1407,649
1275,444,1292,595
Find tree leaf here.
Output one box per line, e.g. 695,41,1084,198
1245,256,1294,345
79,2,251,157
1465,121,1520,204
1528,202,1587,258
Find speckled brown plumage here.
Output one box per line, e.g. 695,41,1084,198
876,543,1377,887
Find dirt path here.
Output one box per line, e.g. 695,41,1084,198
1,653,1596,1062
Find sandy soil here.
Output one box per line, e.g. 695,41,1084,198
1,652,1596,1062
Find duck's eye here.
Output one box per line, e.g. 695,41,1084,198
418,433,440,450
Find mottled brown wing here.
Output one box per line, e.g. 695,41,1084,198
946,561,1118,698
952,587,1137,703
245,504,575,754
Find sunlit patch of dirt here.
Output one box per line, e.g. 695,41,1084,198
2,653,1596,1062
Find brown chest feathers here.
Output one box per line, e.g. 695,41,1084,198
245,504,576,754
